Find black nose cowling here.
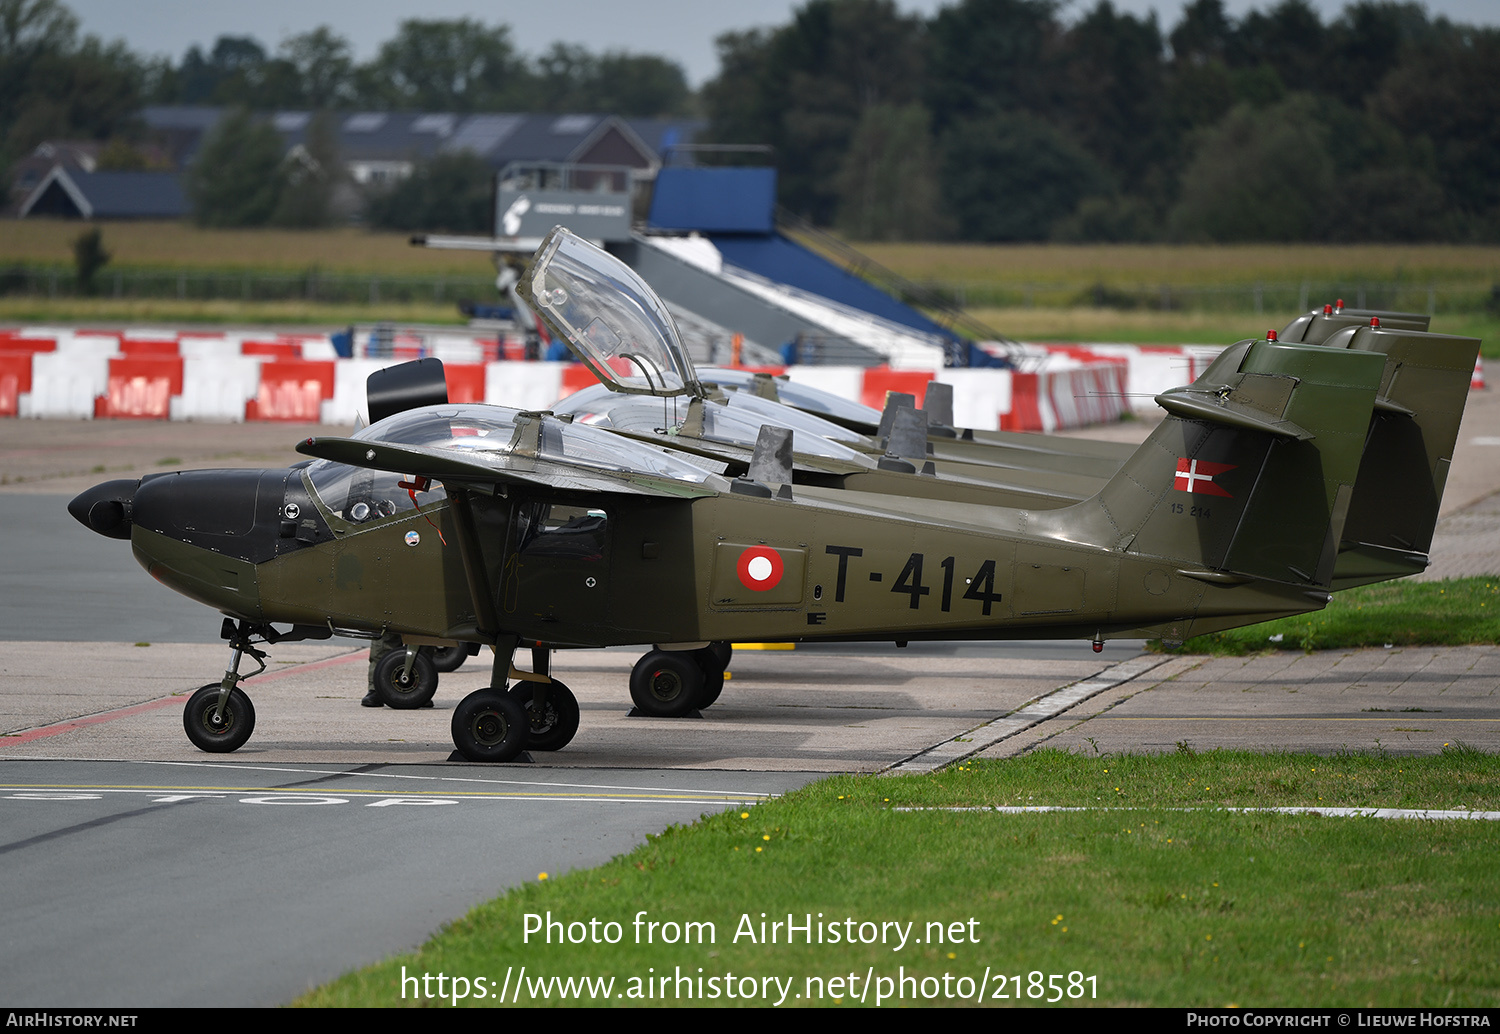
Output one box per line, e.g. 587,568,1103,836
68,479,139,540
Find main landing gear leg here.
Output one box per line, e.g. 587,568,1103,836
450,634,530,763
506,645,580,752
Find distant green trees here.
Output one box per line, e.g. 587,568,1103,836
0,0,148,174
185,109,344,228
71,224,108,293
9,0,1497,243
702,0,1500,243
701,0,927,227
147,18,691,117
184,108,285,227
364,152,492,234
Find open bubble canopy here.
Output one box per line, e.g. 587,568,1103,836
520,226,699,398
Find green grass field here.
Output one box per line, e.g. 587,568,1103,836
1163,578,1500,655
4,223,1496,351
0,221,492,275
9,223,1488,282
296,747,1500,1008
0,295,462,327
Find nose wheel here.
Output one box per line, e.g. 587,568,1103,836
183,683,256,753
372,647,439,709
181,621,268,754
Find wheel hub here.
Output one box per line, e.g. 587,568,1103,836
473,711,507,746
649,670,681,702
525,701,557,734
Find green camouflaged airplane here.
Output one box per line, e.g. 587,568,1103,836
566,299,1477,594
68,227,1410,763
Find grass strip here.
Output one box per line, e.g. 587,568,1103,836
0,296,465,327
1159,578,1500,656
296,747,1500,1008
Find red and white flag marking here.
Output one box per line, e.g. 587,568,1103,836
1174,458,1236,497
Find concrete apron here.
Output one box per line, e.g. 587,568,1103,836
0,641,1139,771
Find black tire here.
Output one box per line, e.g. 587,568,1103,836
451,690,529,762
692,647,727,708
507,679,581,751
183,683,256,754
629,651,705,718
707,641,732,669
373,648,439,709
430,645,469,673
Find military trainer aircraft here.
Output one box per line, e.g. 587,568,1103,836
556,300,1476,594
70,226,1406,764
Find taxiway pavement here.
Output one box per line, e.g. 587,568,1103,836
2,379,1497,1006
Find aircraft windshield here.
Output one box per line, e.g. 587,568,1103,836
521,226,698,398
537,418,725,481
721,392,866,444
701,367,883,426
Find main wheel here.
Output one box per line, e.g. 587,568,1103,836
707,641,732,669
183,683,256,754
692,647,727,709
373,648,439,709
430,645,469,673
629,651,705,718
507,680,580,751
451,690,529,762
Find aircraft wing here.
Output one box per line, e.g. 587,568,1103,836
297,436,723,500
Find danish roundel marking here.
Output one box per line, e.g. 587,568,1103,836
736,546,784,591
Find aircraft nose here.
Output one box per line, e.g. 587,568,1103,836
68,479,139,540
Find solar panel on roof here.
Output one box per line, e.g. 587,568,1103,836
344,113,387,132
412,114,456,136
442,114,522,155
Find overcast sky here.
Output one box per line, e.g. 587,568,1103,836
65,0,1500,87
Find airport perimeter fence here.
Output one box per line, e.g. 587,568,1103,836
0,265,498,305
902,278,1500,316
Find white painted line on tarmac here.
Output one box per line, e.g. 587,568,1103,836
896,805,1500,821
126,758,778,799
0,784,764,807
886,653,1171,774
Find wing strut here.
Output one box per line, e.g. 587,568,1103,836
446,488,500,642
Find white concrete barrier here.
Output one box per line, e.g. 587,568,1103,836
175,355,264,422
25,351,109,418
487,362,564,410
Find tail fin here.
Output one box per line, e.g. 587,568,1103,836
1333,326,1481,586
1042,339,1385,588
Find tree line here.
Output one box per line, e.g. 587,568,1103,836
3,0,1496,242
0,0,692,183
702,0,1500,243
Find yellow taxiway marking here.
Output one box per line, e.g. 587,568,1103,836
732,642,795,650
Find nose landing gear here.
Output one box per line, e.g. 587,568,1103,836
182,620,268,753
183,684,256,753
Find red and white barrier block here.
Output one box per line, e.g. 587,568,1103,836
1,329,1286,432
